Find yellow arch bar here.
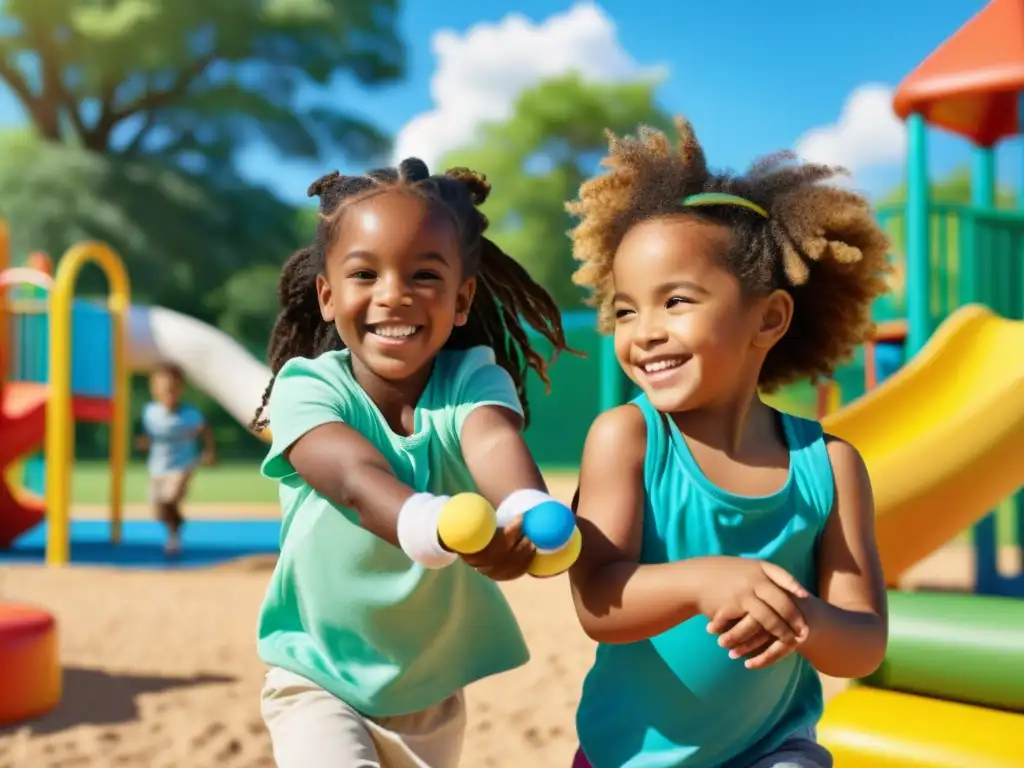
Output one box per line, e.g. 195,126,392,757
44,242,130,566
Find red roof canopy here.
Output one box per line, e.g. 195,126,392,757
893,0,1024,147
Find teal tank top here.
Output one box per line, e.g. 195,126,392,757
576,395,834,768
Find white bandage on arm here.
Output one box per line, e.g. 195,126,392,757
396,493,458,569
495,488,555,528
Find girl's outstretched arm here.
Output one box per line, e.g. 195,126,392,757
792,437,888,677
570,405,707,643
287,408,541,567
259,356,418,547
280,350,545,561
458,404,549,581
453,348,547,503
287,423,416,547
460,404,547,502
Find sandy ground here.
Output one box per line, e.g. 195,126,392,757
0,476,993,768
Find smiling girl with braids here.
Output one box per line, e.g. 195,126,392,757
566,119,891,768
253,158,569,768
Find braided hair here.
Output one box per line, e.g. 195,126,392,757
252,158,569,430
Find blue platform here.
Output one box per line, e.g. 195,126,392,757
5,291,278,569
0,520,281,568
13,300,113,397
12,298,114,498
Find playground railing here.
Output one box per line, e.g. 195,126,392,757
876,202,1024,332
4,277,51,386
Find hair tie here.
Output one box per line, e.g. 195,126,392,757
681,193,769,219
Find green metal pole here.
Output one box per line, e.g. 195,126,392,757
905,113,931,356
1012,93,1024,597
1020,92,1024,211
970,124,1015,595
598,333,627,411
1017,96,1024,594
967,145,994,311
972,146,996,207
970,140,998,590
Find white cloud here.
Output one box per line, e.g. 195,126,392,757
393,2,665,169
795,84,906,176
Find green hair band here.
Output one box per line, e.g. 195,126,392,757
680,193,769,219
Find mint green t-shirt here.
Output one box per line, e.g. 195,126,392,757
256,346,531,717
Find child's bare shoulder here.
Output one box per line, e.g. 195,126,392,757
584,404,647,464
823,434,867,472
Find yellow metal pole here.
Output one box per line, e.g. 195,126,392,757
828,380,842,416
45,242,130,566
44,256,73,566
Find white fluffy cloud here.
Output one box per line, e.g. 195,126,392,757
795,84,906,175
393,2,664,168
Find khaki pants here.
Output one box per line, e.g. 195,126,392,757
260,666,466,768
149,470,192,505
148,470,192,532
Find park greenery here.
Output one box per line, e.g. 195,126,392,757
0,0,402,457
439,73,672,307
0,2,984,458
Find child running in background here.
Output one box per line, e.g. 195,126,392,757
565,118,891,768
135,362,216,555
252,159,571,768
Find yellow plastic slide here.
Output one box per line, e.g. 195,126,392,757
821,687,1024,767
821,304,1024,584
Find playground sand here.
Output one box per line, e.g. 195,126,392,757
0,487,981,768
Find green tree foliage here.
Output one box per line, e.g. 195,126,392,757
0,0,403,177
0,1,408,457
877,166,1017,209
439,73,672,307
0,129,296,335
0,128,299,457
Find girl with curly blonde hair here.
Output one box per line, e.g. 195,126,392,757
567,117,891,768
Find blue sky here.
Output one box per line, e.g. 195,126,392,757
237,0,1008,204
0,0,1011,204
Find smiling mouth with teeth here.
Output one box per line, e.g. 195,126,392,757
367,323,421,340
641,358,685,374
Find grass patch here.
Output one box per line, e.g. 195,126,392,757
69,462,1020,548
73,461,277,505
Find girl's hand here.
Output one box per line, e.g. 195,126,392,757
695,557,809,669
710,614,778,661
707,603,809,670
461,517,536,582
